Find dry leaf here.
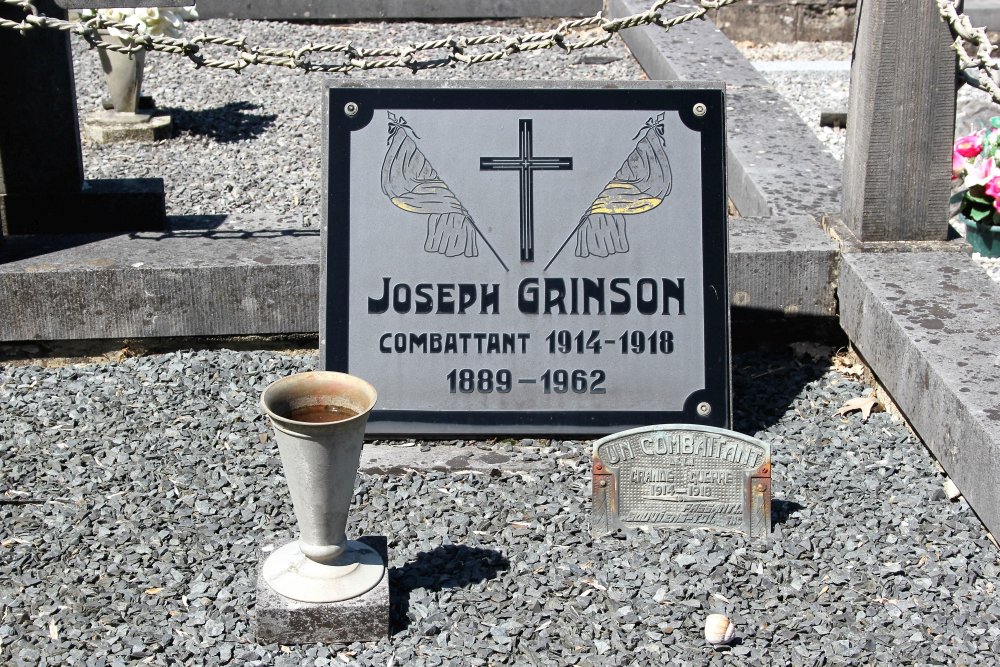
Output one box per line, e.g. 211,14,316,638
836,395,882,420
833,349,865,378
144,587,163,595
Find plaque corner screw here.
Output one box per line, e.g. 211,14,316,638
693,102,707,117
344,101,359,118
697,401,712,417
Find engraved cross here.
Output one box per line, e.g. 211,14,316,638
480,119,573,262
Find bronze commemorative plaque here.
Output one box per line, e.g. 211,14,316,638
592,424,770,540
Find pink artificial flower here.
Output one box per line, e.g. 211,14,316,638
963,156,999,189
955,133,984,159
986,175,1000,201
954,148,966,179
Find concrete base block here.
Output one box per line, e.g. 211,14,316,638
83,111,173,143
728,215,839,318
255,536,390,645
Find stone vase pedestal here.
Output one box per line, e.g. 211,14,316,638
83,31,172,143
255,371,389,644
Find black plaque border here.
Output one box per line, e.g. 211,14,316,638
322,82,730,437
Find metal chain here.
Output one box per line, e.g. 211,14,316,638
0,0,740,73
938,0,1000,104
1,0,996,94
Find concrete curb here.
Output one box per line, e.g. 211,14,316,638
838,250,1000,538
609,0,843,222
0,212,837,341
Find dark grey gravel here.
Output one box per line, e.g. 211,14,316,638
2,347,998,666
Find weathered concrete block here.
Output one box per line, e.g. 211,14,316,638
838,250,1000,539
0,213,318,341
728,215,838,317
255,536,390,644
725,87,842,221
609,0,773,88
0,210,840,341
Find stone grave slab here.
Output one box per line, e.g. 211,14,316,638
320,80,730,437
591,424,771,539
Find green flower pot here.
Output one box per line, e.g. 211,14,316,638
964,217,1000,257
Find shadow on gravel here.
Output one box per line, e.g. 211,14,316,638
732,349,834,434
389,544,510,634
771,499,805,526
166,101,278,142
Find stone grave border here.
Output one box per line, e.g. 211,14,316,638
2,2,999,541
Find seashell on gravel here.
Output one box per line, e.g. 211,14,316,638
704,613,736,646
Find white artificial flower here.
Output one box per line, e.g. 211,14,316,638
83,6,196,40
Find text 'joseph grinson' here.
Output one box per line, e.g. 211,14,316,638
367,277,687,315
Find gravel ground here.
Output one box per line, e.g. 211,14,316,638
8,25,989,665
2,347,998,665
72,18,645,225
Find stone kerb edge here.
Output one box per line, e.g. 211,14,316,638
609,0,843,223
838,252,1000,539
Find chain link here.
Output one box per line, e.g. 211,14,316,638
0,0,743,73
938,0,1000,104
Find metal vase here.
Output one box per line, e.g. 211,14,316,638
97,31,145,114
259,371,384,603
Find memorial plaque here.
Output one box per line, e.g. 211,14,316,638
321,81,729,436
591,425,771,540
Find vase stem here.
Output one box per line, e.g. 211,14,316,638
97,32,146,114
